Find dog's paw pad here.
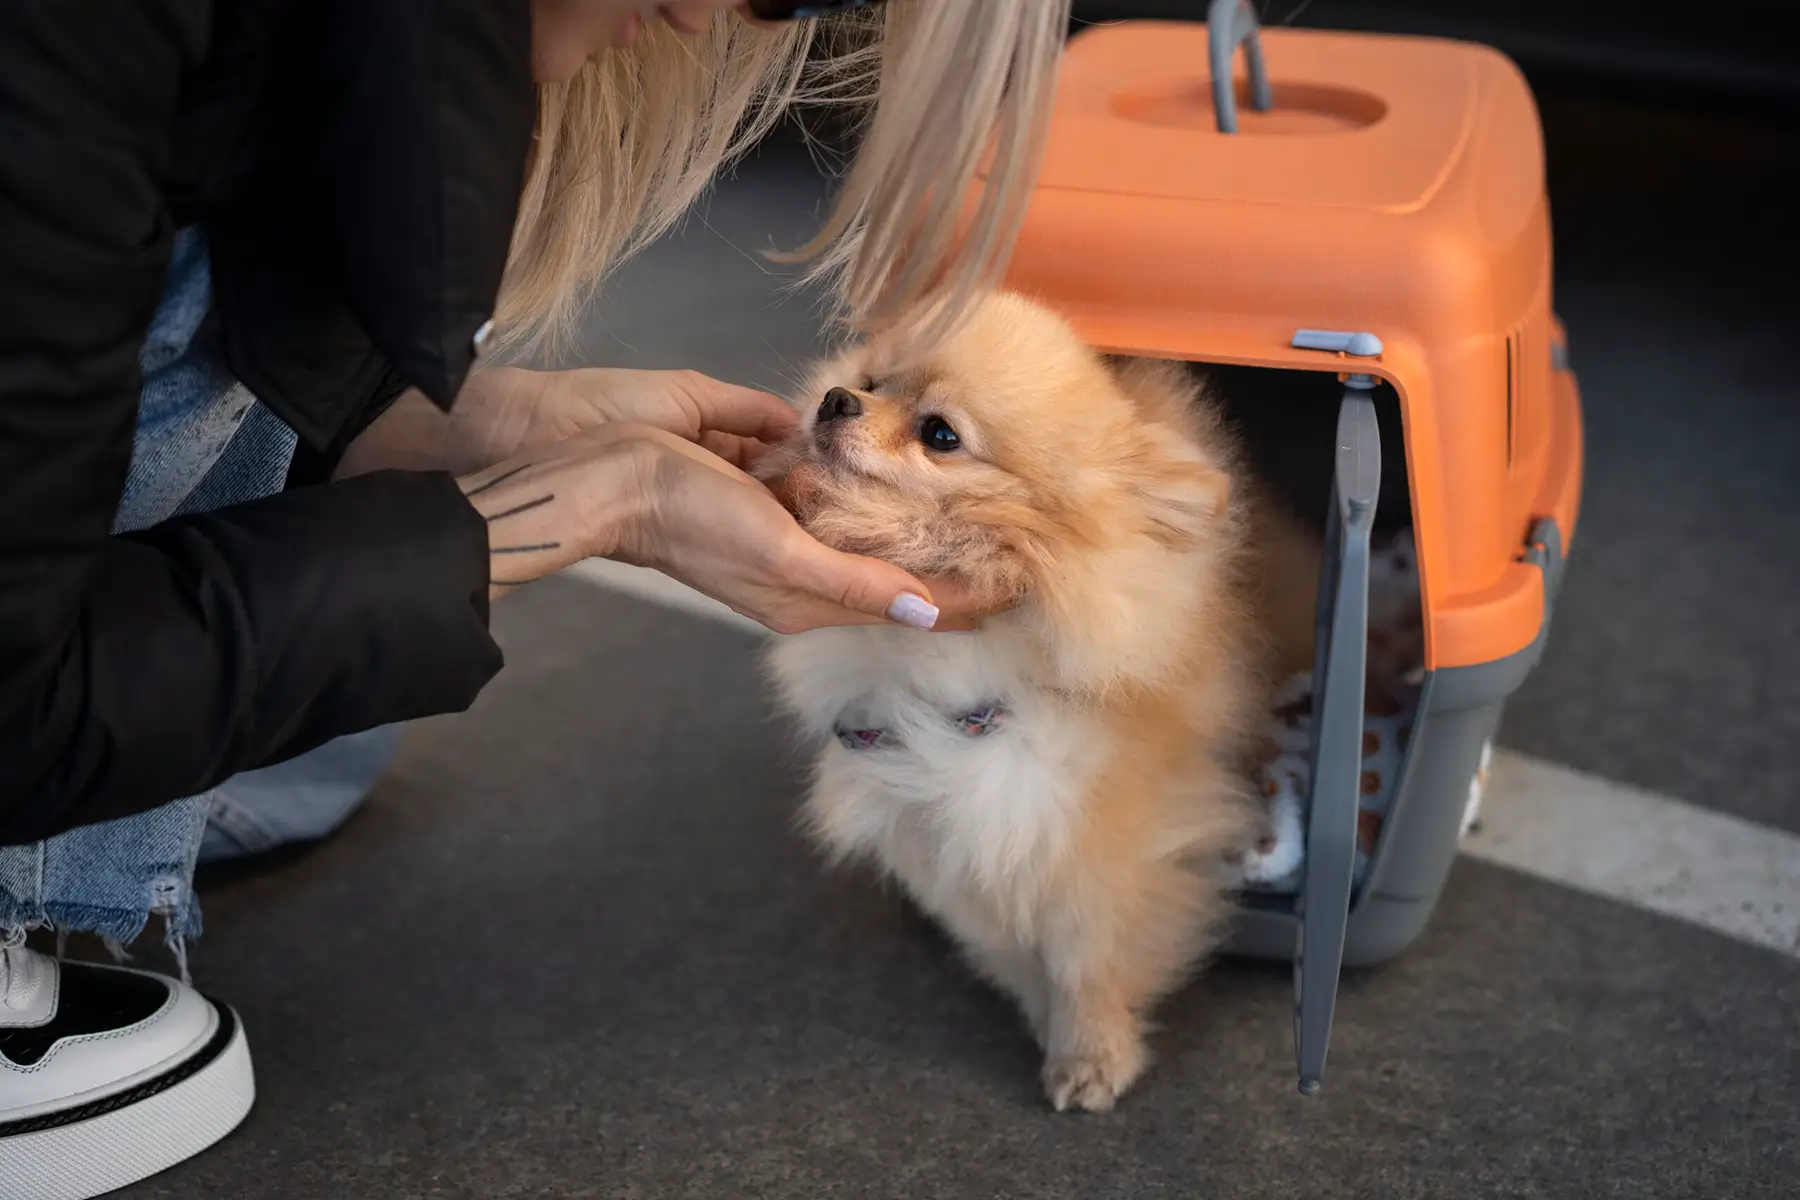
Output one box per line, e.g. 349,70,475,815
1042,1050,1138,1113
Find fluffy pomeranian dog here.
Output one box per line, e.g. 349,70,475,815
761,292,1291,1112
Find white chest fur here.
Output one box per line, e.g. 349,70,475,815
768,624,1104,940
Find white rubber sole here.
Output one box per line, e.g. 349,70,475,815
0,1002,254,1200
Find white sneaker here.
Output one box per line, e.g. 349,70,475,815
0,934,254,1199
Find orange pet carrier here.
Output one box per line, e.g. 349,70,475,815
998,1,1584,1093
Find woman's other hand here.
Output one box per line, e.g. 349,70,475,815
337,367,796,481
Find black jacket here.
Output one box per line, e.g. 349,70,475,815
0,0,539,843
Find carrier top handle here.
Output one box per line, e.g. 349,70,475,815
1208,0,1274,134
1289,329,1384,1096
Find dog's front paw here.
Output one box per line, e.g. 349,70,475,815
1041,1042,1146,1113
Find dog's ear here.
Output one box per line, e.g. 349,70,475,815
1103,355,1203,425
1135,429,1232,549
1100,358,1233,546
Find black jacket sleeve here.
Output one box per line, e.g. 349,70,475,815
0,3,503,845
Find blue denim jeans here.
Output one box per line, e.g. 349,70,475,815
0,228,396,949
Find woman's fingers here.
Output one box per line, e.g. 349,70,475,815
912,576,983,631
917,575,1012,625
776,535,940,631
697,430,779,473
697,430,755,470
549,368,799,446
611,427,1006,637
644,425,767,482
670,372,799,443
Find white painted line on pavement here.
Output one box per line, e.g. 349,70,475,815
563,558,1800,961
1465,754,1800,957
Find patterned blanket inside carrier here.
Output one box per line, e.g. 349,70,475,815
1229,531,1491,894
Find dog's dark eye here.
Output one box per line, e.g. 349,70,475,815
919,415,961,453
862,376,880,393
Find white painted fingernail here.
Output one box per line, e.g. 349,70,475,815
886,592,939,630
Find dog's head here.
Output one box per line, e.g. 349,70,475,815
761,293,1245,692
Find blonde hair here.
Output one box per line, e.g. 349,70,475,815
498,0,1070,360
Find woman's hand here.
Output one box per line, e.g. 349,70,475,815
337,367,796,480
455,424,975,634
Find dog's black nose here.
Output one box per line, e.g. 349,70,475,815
817,387,864,424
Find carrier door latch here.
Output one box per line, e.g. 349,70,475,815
1292,330,1384,359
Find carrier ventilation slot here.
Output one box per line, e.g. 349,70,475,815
1505,335,1516,470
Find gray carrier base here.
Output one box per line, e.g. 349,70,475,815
1225,578,1562,970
